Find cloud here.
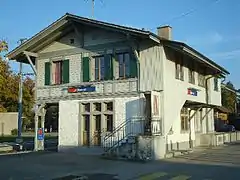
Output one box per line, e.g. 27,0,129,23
209,49,240,60
185,32,223,46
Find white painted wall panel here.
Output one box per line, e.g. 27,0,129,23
84,28,125,47
58,95,145,148
162,47,219,145
40,32,81,53
139,44,163,91
59,100,80,147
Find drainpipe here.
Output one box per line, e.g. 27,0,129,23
136,54,140,92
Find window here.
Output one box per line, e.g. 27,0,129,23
214,77,219,91
44,60,69,85
106,114,113,132
83,103,90,112
105,102,113,111
94,55,113,81
95,56,105,80
198,66,205,87
93,103,101,111
188,62,195,84
117,53,131,78
52,61,63,85
175,55,184,80
181,107,189,131
198,74,205,87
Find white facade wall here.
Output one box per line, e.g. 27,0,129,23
162,47,222,148
58,95,145,150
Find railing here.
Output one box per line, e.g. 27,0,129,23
103,117,146,153
102,117,163,154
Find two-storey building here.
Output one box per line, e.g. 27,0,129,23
7,13,229,159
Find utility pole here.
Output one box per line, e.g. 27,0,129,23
16,38,27,143
92,0,95,18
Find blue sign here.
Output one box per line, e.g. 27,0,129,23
187,88,198,96
68,86,96,93
37,128,44,140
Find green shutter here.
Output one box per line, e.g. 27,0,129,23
62,59,69,83
82,57,90,82
104,54,113,80
44,62,51,85
130,54,138,78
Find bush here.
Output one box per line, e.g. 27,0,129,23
11,129,18,136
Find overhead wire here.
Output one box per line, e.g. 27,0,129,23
147,0,221,32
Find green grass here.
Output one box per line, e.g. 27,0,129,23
0,135,57,143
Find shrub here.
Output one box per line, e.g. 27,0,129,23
11,129,18,136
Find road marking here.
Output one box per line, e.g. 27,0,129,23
170,175,191,180
139,172,168,180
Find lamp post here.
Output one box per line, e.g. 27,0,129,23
16,38,27,143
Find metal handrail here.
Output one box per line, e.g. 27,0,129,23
103,118,146,153
103,117,145,141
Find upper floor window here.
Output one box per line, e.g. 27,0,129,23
175,55,184,81
198,73,205,87
95,56,105,81
214,77,219,91
188,62,195,84
117,53,131,79
94,54,113,81
44,60,69,85
52,61,63,85
198,66,206,87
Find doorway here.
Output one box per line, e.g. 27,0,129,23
83,115,90,146
144,93,152,135
93,115,101,146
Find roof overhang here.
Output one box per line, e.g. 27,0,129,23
221,84,237,93
6,13,160,63
184,100,219,110
215,106,231,113
162,40,229,76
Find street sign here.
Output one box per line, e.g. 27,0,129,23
37,128,44,140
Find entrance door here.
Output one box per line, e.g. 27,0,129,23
144,93,152,135
93,115,101,146
83,115,90,146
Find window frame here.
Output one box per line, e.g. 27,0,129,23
188,62,195,84
94,55,105,81
181,107,189,132
175,53,184,81
214,77,219,91
116,52,131,79
52,60,63,85
197,65,206,87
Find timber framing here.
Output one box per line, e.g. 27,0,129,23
6,13,159,62
24,51,37,75
6,12,228,77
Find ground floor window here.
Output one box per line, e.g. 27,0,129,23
181,107,189,131
106,114,113,132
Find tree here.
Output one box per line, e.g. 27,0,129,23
222,81,237,113
0,40,35,128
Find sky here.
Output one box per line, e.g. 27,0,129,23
0,0,239,88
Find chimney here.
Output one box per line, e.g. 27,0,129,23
157,26,172,40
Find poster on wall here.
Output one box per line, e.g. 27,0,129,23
151,91,161,118
151,91,161,134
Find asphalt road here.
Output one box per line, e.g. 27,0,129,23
0,143,240,180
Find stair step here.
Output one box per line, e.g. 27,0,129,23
165,149,193,158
